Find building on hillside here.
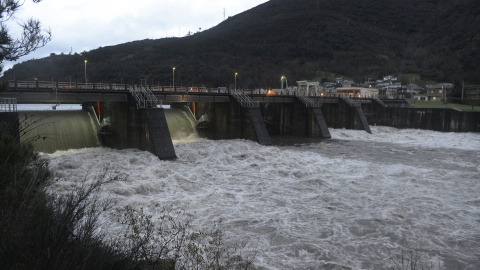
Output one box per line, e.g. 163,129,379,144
425,83,453,101
406,84,424,98
373,75,405,99
358,87,379,98
377,83,402,99
362,78,377,88
336,77,353,87
335,86,379,98
413,94,428,101
383,75,398,82
336,87,360,97
322,82,339,93
464,85,480,98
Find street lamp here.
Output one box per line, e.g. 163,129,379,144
235,72,238,91
84,60,87,83
173,67,176,91
442,85,446,106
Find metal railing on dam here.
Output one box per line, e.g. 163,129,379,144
6,80,374,98
1,98,17,112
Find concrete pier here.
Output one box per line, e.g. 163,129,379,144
145,108,176,160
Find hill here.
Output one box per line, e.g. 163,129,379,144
2,0,479,88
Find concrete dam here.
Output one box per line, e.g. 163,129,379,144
1,81,479,159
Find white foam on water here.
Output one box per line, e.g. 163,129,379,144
330,126,480,151
44,128,480,269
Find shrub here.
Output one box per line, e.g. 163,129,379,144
1,119,256,269
115,205,256,270
387,238,441,270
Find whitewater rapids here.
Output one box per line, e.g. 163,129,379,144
44,126,480,269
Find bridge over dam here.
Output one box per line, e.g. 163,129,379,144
1,80,478,159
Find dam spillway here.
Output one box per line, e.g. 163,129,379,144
19,110,101,153
14,107,200,155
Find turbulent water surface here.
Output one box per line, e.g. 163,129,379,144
45,127,480,269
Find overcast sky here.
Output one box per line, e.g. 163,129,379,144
4,0,268,70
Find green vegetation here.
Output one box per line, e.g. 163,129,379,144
1,120,138,269
397,74,422,85
407,99,480,111
0,119,255,269
2,0,479,87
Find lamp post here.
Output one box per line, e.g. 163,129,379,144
173,67,176,91
84,60,87,83
235,72,238,92
442,85,446,106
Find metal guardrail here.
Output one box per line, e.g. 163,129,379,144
129,85,159,108
7,80,383,100
8,80,230,93
339,96,361,108
1,98,17,112
232,90,258,107
128,85,144,108
140,85,158,108
296,92,322,107
11,80,128,90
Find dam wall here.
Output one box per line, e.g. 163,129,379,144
0,112,20,143
193,99,334,140
191,99,271,142
362,102,480,132
3,95,478,157
320,100,371,132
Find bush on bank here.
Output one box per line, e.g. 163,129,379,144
0,125,134,269
0,121,255,270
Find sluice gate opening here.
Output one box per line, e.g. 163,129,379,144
19,110,101,153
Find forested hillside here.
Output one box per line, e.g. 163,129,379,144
2,0,479,88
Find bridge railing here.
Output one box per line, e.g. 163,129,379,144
232,90,259,107
14,81,40,89
7,80,381,101
339,96,361,108
8,80,130,91
129,85,145,108
1,98,17,112
142,85,158,108
298,95,321,107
